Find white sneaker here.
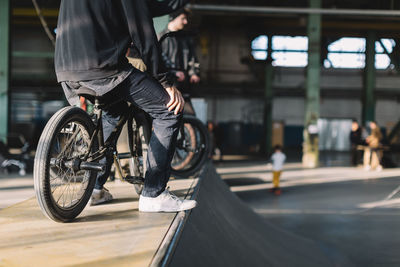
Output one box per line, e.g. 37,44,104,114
139,188,197,213
90,187,113,206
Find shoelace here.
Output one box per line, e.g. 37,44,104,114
165,187,182,203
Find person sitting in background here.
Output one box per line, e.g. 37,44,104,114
364,121,383,171
270,145,286,195
350,120,362,166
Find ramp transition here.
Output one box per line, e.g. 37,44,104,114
164,163,333,267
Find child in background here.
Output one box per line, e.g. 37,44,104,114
270,145,286,195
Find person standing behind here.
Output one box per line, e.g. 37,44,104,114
158,8,200,114
270,145,286,195
350,120,362,166
365,121,383,171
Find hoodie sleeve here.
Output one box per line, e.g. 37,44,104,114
120,0,173,87
148,0,190,18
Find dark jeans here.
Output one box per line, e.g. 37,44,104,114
94,69,182,198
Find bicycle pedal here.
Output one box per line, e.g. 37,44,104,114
124,175,144,184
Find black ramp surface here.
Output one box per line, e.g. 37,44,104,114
169,163,333,267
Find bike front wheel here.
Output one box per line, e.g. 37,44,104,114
171,116,210,178
34,106,98,222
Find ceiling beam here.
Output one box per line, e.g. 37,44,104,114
190,4,400,17
12,8,58,17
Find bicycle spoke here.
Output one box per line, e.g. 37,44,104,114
48,119,92,209
56,169,71,205
71,174,77,207
58,124,79,156
51,166,67,194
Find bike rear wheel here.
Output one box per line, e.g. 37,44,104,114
34,106,98,222
171,116,210,178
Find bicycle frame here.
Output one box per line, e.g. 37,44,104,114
82,100,124,160
77,97,151,183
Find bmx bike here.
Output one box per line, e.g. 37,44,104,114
34,89,150,222
34,31,209,222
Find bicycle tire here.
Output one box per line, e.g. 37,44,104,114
128,115,151,195
172,123,196,170
34,106,97,222
171,116,210,178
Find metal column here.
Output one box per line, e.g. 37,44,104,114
302,0,321,168
362,31,376,125
264,36,273,154
0,0,10,143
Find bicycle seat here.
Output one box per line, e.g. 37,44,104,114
76,87,126,111
75,86,97,97
75,87,108,107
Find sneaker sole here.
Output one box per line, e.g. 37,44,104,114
139,203,197,213
90,198,113,206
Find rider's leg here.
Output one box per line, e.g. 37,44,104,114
91,69,196,211
91,103,128,205
90,109,119,205
111,70,182,198
93,102,129,190
93,109,120,190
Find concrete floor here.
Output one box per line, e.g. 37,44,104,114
0,173,34,209
2,154,400,266
218,161,400,267
0,176,197,266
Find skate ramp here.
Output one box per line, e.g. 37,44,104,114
166,163,333,267
0,162,333,266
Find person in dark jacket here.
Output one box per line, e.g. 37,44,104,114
350,120,362,166
158,8,200,114
54,0,196,212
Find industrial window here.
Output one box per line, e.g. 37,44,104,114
325,38,365,68
324,37,395,69
251,35,268,60
375,39,395,69
272,36,308,67
252,35,395,69
251,35,308,67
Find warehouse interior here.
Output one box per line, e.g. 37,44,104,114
2,0,400,167
2,1,400,266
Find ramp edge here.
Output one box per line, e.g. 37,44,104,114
149,165,206,267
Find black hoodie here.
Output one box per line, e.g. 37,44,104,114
55,0,189,89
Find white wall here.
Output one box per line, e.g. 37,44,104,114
376,100,400,129
206,97,264,124
272,98,305,125
319,99,361,120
